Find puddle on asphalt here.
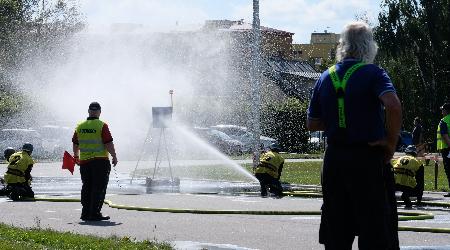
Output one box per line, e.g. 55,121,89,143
31,176,260,196
400,246,450,250
174,241,257,250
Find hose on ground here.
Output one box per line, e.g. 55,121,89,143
30,196,450,234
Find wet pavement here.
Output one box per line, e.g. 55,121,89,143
1,161,450,250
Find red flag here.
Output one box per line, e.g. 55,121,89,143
62,151,75,175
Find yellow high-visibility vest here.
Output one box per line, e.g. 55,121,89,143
437,114,450,151
393,155,422,188
255,151,284,179
76,119,108,161
4,151,34,184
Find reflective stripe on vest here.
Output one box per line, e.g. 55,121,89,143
328,62,366,128
437,115,450,150
76,119,108,160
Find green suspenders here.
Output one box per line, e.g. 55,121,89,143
328,62,366,128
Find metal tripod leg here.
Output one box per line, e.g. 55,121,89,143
130,125,153,184
152,128,164,179
162,129,174,182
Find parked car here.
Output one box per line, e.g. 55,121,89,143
192,127,244,155
36,125,74,158
309,131,325,150
210,124,278,152
0,128,46,159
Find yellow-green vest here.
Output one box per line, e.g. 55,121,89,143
437,114,450,150
4,151,34,184
255,151,284,179
76,119,108,161
393,155,422,188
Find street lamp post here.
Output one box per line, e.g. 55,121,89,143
251,0,262,169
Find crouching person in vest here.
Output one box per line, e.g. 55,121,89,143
72,102,118,221
2,144,35,200
254,143,284,198
393,145,424,208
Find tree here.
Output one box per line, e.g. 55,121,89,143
375,0,450,147
261,97,310,153
0,0,83,125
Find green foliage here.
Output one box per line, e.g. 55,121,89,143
0,222,173,249
315,58,335,72
0,0,84,122
375,0,450,148
261,97,310,153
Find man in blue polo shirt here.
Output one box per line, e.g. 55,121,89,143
307,21,402,250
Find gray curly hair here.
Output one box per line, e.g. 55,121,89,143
336,21,378,63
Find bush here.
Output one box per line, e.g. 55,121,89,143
261,97,310,153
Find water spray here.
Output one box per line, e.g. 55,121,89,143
112,164,123,189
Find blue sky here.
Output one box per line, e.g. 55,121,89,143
79,0,383,43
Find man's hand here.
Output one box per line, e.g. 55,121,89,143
111,155,118,167
369,138,396,164
73,155,80,165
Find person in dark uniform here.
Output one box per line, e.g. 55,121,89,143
254,143,284,198
412,117,423,146
393,145,424,208
72,102,118,221
307,21,402,249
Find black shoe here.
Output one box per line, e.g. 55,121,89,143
91,214,110,221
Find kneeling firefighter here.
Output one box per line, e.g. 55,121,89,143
1,143,35,200
393,145,424,208
254,143,284,198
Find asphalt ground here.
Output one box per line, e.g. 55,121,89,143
1,161,450,250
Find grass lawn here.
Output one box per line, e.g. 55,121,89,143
0,223,173,250
243,161,450,192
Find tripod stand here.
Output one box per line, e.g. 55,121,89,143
130,126,178,188
152,127,174,182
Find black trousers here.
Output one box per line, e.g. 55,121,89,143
442,148,450,189
80,159,111,217
319,144,399,250
255,173,283,196
395,184,415,207
1,183,34,200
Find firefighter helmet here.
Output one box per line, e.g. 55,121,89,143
4,147,15,160
22,143,33,153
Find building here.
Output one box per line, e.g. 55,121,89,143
203,19,294,59
176,19,320,126
292,31,339,68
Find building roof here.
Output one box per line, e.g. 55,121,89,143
204,19,294,36
264,57,320,98
265,57,321,80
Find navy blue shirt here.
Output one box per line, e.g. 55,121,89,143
308,59,396,144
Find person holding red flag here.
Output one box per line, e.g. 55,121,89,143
72,102,118,221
